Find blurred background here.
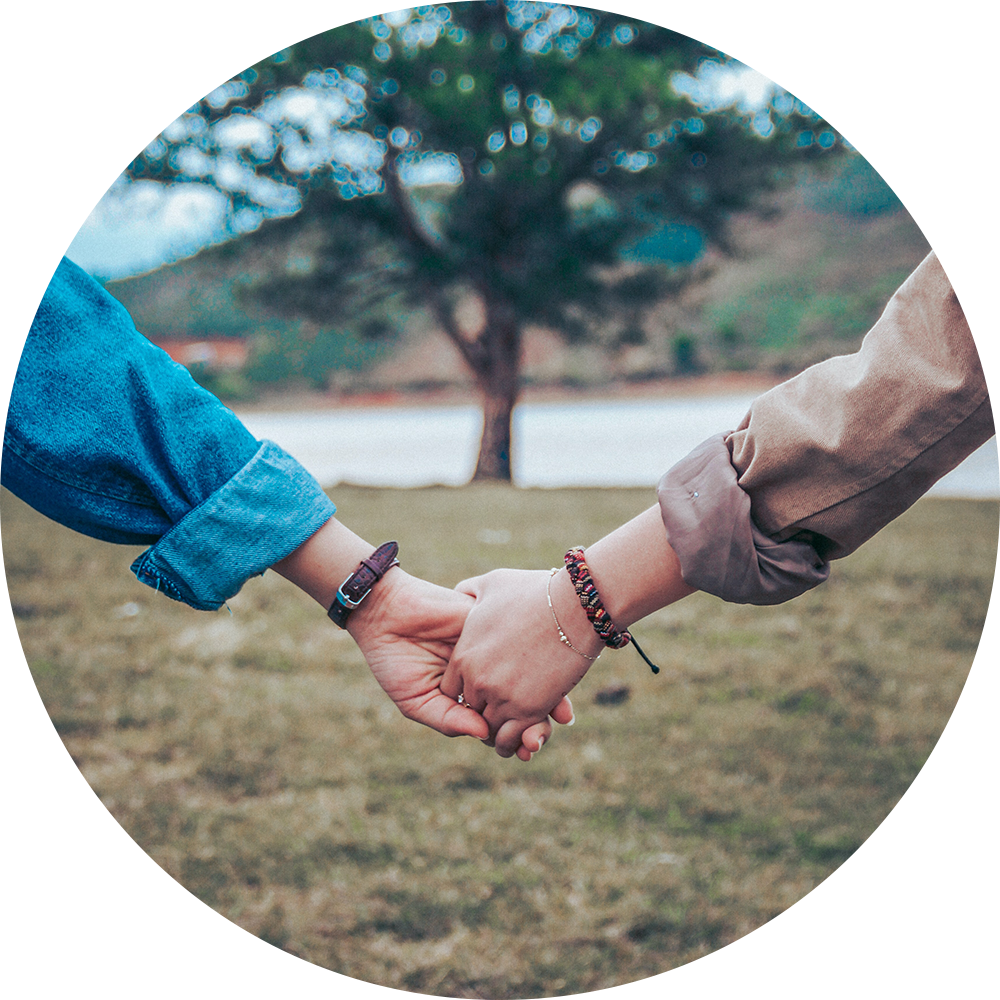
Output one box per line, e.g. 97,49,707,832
0,0,1000,278
0,0,1000,1000
63,1,997,492
0,0,1000,420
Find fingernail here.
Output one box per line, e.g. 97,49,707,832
537,735,546,749
567,713,575,726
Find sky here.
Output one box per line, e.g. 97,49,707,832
0,0,1000,275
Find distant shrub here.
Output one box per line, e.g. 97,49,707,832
671,333,701,375
806,146,979,216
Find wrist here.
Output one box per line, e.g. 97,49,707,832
580,505,695,627
344,563,406,644
326,540,400,628
271,516,381,609
548,566,605,659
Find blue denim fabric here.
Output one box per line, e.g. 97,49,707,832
2,256,336,610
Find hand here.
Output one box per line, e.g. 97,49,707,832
444,568,602,758
346,568,492,740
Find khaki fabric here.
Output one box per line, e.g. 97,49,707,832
658,433,833,605
658,252,995,604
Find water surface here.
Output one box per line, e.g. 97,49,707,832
236,395,999,497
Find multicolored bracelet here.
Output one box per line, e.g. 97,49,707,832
564,546,660,674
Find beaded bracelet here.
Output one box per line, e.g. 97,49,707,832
564,546,660,674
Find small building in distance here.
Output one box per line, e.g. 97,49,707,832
151,336,249,373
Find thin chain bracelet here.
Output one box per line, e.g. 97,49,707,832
547,569,601,661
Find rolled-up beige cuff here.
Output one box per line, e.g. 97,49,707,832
657,434,831,605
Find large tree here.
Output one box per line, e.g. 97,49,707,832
129,2,842,479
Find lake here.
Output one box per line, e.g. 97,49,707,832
236,394,1000,497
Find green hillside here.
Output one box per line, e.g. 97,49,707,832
108,238,397,399
107,144,981,395
638,157,930,378
806,143,982,217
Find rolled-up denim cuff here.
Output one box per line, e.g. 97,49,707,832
657,434,830,606
130,440,337,610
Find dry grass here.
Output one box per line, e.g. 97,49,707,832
3,485,996,998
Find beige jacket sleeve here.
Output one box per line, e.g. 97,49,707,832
657,252,995,605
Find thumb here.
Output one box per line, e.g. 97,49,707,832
550,696,575,727
451,708,491,741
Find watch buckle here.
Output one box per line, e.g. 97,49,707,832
335,574,371,611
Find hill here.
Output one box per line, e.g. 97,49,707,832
107,143,982,395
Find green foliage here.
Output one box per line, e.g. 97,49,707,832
126,3,848,474
128,2,842,338
245,323,394,390
108,245,398,398
671,332,700,375
622,221,704,265
806,144,982,217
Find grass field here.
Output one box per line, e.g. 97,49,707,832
3,485,997,997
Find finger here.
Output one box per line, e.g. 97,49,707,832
439,596,487,702
480,705,497,747
439,630,467,701
454,574,485,599
521,719,552,754
440,647,476,704
550,695,575,727
402,691,491,740
493,718,533,758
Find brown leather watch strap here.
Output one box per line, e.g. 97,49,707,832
327,541,400,628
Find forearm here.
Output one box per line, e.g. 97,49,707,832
580,504,696,626
271,515,375,609
540,505,696,659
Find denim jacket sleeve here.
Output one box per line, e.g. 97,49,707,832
1,257,337,610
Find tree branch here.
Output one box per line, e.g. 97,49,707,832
384,157,451,260
382,158,491,375
427,285,488,375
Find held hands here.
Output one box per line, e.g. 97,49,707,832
282,506,691,761
346,568,486,738
272,516,567,763
347,568,563,761
441,507,697,757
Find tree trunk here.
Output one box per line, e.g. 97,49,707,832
473,379,517,480
471,294,521,482
429,284,522,482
